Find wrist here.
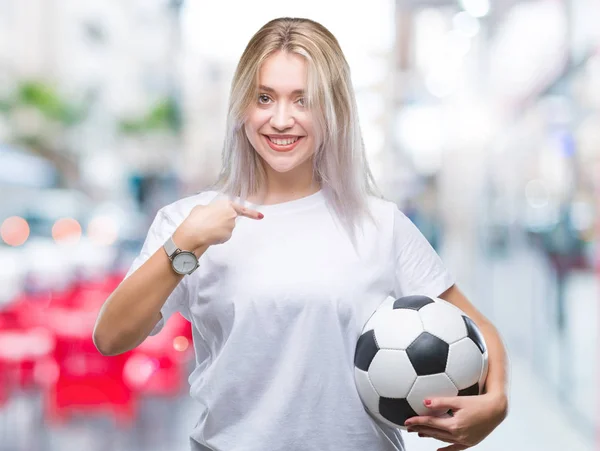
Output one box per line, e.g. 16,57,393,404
172,225,200,252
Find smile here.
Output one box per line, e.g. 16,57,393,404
264,135,304,152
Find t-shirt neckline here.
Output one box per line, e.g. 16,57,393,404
248,189,325,214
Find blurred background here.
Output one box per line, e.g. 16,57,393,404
0,0,598,450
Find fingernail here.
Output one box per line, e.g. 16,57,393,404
424,399,431,406
407,428,414,433
418,433,424,438
258,213,264,219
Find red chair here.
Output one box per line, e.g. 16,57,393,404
125,313,192,397
0,327,56,390
44,270,123,311
0,297,56,392
42,307,137,426
0,360,8,406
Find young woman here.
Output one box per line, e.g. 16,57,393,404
94,17,508,451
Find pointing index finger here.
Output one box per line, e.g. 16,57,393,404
231,202,264,220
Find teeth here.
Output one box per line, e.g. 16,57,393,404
269,137,299,146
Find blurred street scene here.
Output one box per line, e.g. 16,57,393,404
0,0,599,450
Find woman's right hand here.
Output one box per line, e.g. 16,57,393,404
174,197,264,250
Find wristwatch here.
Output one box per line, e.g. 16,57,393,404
163,235,199,275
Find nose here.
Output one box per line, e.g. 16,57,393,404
269,102,295,131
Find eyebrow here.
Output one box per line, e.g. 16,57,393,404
258,85,305,96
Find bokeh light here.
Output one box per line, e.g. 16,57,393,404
52,218,82,243
525,179,550,209
453,11,480,38
173,336,189,352
459,0,490,18
0,216,30,246
123,355,159,388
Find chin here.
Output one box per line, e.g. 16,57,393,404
258,151,311,174
263,161,302,174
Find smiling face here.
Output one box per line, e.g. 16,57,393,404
244,51,316,179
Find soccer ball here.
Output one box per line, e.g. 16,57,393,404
354,295,488,429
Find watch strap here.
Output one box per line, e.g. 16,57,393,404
163,236,179,259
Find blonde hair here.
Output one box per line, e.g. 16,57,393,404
210,17,382,246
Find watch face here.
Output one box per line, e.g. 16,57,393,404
172,252,197,274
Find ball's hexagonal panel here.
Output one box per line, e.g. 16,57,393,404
434,297,468,315
368,349,417,398
406,373,458,416
354,367,381,415
406,332,449,376
393,295,435,311
446,337,484,390
419,301,468,344
371,308,424,350
379,397,418,428
354,329,379,371
458,383,480,396
463,316,487,354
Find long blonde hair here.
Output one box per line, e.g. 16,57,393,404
211,17,382,245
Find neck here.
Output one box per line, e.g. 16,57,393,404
252,159,321,205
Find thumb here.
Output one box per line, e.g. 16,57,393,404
425,396,464,411
231,202,264,220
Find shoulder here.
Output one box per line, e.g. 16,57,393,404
363,195,419,243
366,195,407,224
158,190,220,224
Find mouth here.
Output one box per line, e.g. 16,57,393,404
264,135,304,152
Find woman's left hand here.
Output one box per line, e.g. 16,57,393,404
403,392,508,451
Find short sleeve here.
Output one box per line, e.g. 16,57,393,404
391,206,455,299
123,208,189,336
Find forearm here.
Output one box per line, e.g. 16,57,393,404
93,247,183,355
479,319,510,406
93,229,208,356
439,285,509,408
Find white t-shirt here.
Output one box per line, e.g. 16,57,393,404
125,189,455,451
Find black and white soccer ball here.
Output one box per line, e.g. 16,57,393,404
354,295,488,429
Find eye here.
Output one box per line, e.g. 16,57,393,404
258,94,271,104
297,97,306,107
